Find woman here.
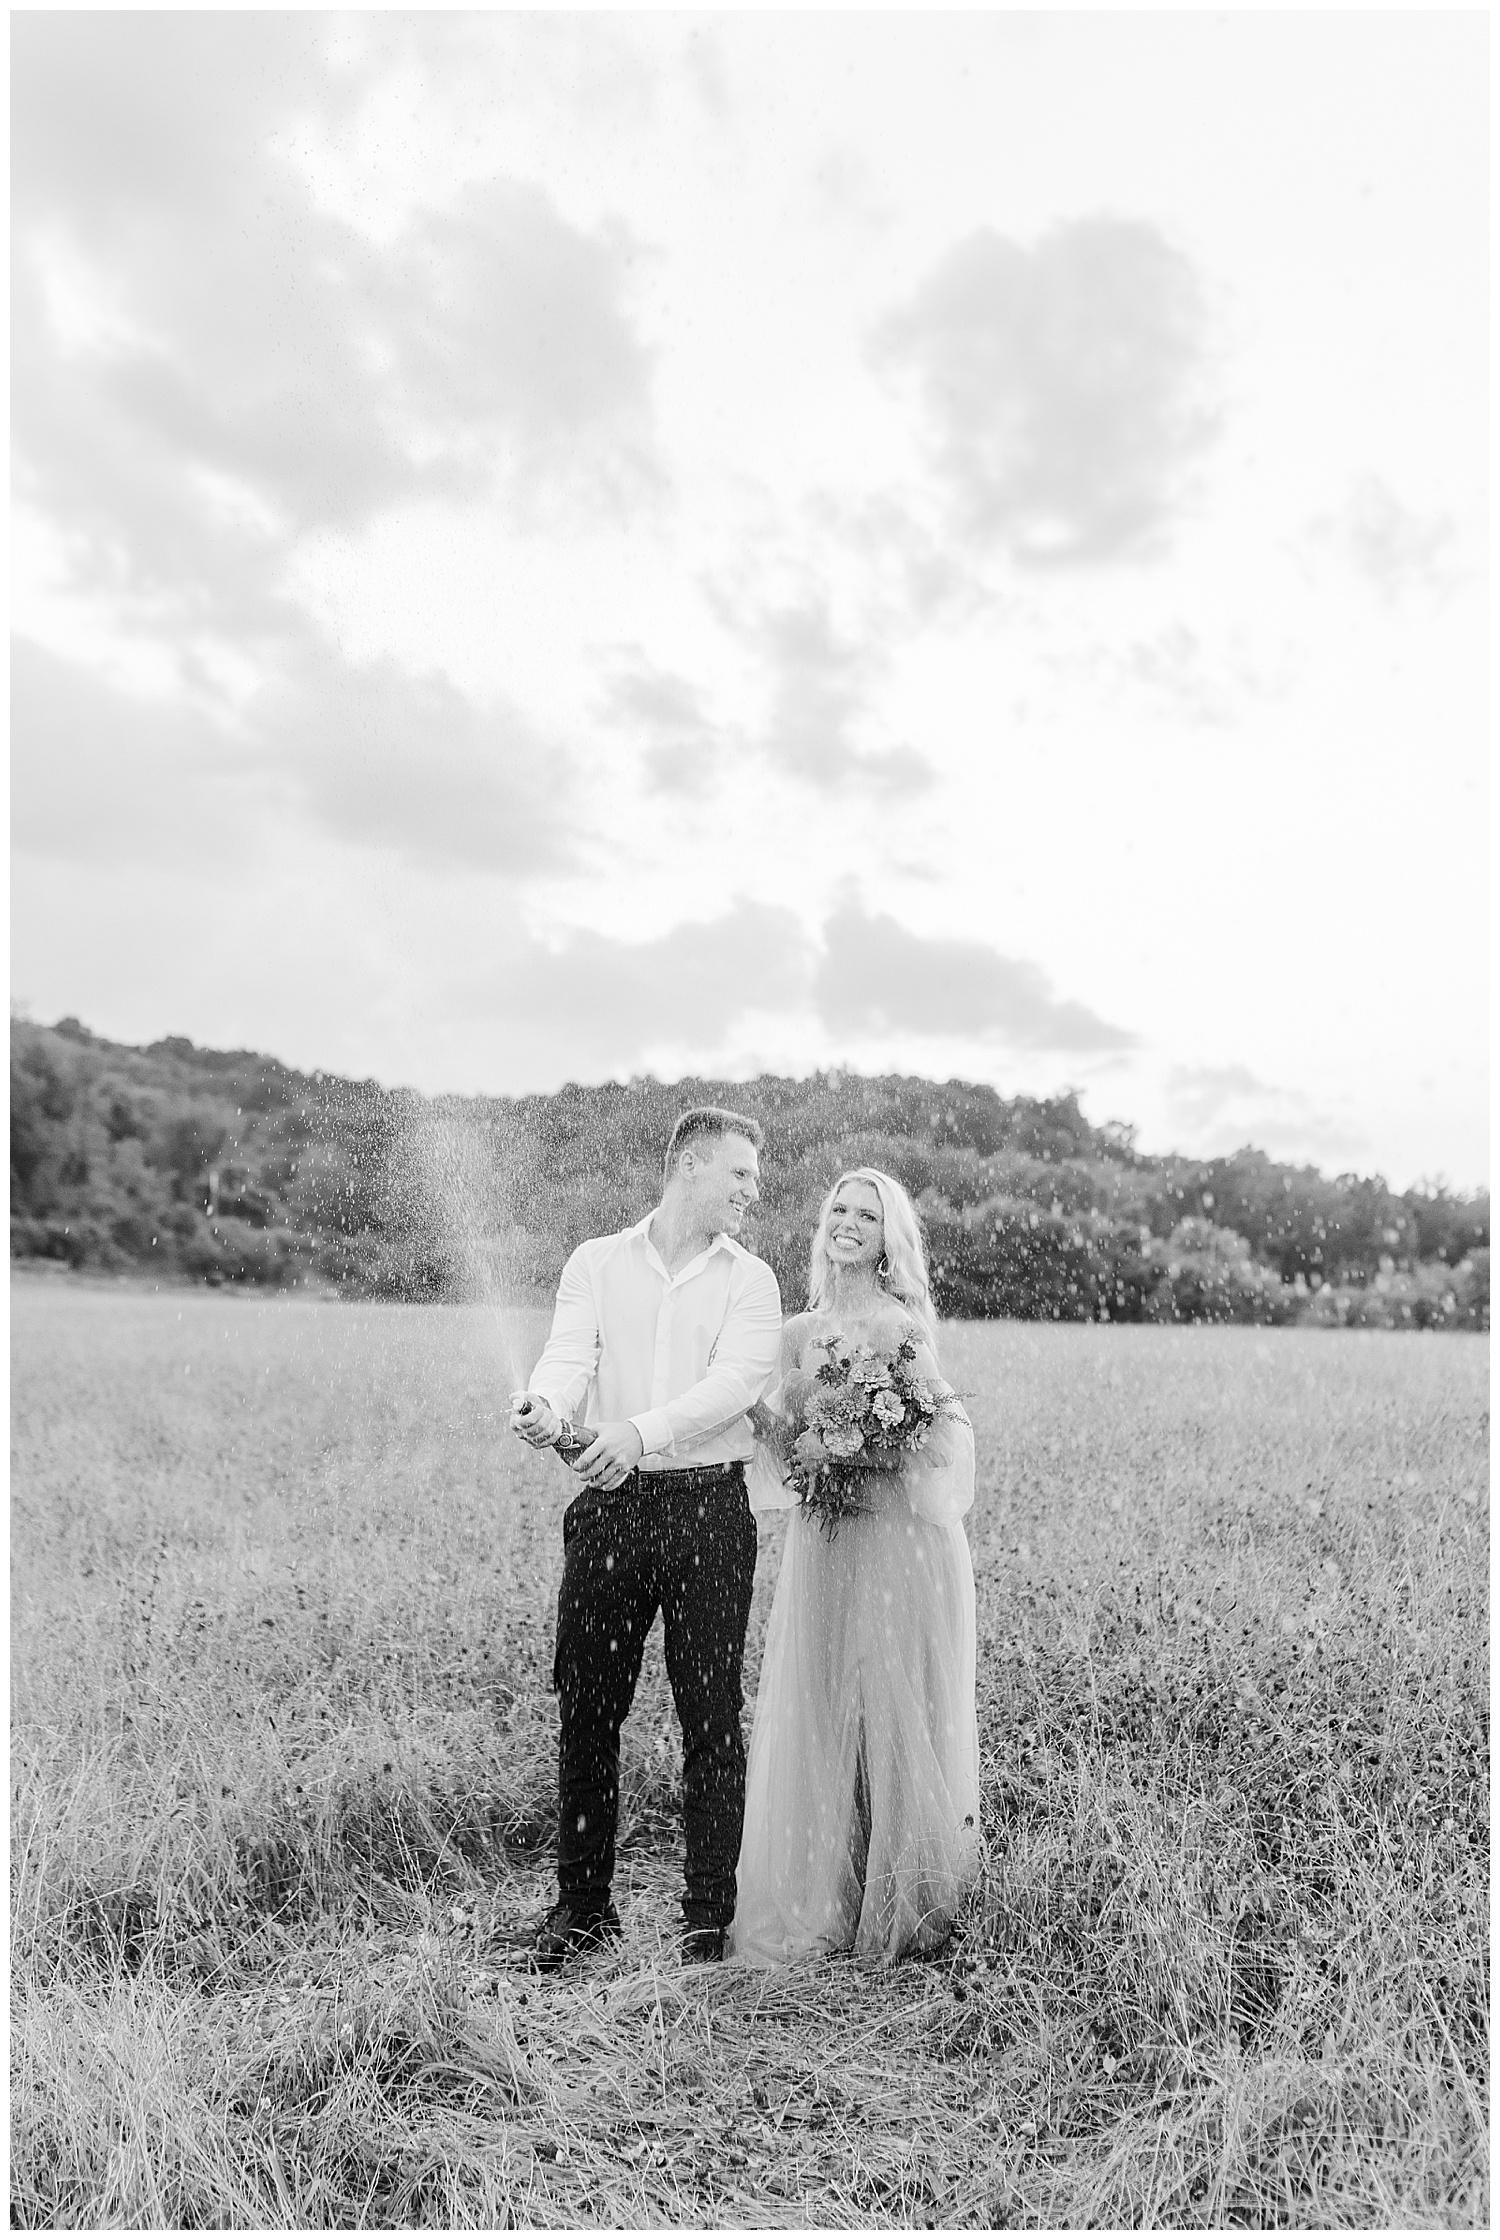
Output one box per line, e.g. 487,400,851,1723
731,1168,981,1964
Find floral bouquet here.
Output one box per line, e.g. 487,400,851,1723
787,1330,958,1537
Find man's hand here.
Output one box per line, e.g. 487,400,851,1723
575,1420,645,1492
510,1391,560,1448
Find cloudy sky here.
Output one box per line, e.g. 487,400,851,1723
11,12,1488,1187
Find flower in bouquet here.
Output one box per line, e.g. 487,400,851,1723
846,1347,894,1392
789,1328,960,1537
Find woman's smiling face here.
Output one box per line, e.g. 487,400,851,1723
824,1177,884,1271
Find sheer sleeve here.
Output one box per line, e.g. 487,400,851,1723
746,1397,795,1513
901,1336,976,1527
745,1318,802,1516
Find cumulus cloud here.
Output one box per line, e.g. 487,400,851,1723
758,599,933,794
1311,476,1458,601
13,14,656,619
874,217,1217,564
1115,625,1245,727
605,662,729,796
826,495,989,629
1168,1063,1278,1133
813,900,1135,1052
444,895,1128,1069
12,16,654,888
1050,620,1289,730
11,631,574,878
11,637,270,868
363,181,655,494
456,902,815,1060
1166,1063,1367,1163
256,644,574,871
643,584,937,800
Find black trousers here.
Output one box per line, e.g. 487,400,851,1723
552,1463,759,1930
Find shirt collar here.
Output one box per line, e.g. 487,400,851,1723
629,1211,732,1280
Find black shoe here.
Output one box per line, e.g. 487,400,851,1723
528,1897,621,1971
681,1925,727,1965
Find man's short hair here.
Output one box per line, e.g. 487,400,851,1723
664,1105,763,1177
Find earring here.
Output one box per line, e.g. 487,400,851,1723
877,1253,889,1280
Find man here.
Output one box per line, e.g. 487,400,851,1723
510,1106,782,1968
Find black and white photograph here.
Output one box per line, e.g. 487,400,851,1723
9,10,1488,2229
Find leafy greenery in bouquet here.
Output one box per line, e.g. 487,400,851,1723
789,1330,959,1537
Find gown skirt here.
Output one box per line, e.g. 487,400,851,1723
731,1411,981,1964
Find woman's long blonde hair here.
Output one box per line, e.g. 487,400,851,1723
807,1167,939,1347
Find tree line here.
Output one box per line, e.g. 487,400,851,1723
10,1016,1489,1330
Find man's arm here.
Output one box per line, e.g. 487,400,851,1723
522,1246,600,1428
630,1259,784,1459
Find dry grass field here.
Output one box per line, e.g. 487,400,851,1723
9,1275,1489,2228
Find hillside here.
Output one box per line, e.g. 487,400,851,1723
9,1017,1489,1329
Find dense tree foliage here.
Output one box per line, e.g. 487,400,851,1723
10,1018,1488,1329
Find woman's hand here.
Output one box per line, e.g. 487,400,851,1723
779,1366,815,1425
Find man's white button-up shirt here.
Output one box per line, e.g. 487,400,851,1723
527,1215,783,1471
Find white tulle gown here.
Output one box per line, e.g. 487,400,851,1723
731,1377,981,1965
